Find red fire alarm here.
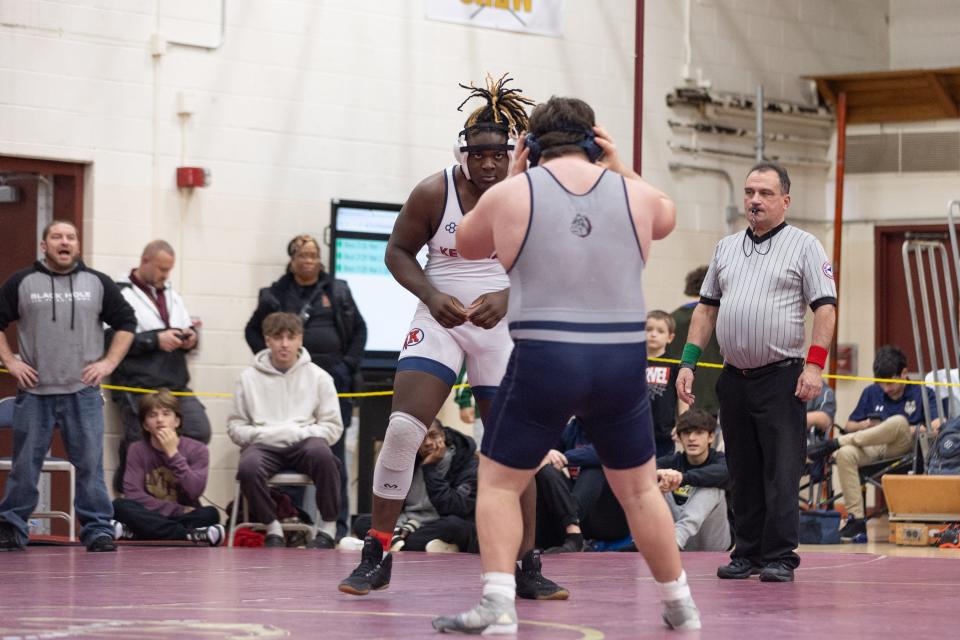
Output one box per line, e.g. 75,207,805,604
176,167,210,189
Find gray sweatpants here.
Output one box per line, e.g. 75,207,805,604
665,487,731,552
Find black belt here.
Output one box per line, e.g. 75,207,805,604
723,358,803,378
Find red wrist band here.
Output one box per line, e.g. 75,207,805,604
807,345,828,369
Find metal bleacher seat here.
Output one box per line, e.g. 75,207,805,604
0,396,76,541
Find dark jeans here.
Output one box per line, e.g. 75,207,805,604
113,392,211,494
236,438,341,524
352,513,478,553
113,498,219,540
718,360,806,569
0,388,113,547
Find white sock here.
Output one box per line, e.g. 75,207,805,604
266,520,283,537
656,570,691,602
482,572,516,601
319,520,337,539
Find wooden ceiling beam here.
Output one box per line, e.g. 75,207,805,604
925,72,959,119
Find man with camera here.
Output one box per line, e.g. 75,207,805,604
109,240,212,494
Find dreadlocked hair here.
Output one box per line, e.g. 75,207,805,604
457,73,535,139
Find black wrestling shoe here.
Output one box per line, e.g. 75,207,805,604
516,549,570,600
86,535,117,552
338,536,393,596
759,561,795,583
717,557,761,579
0,521,24,552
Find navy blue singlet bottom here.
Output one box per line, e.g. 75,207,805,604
481,339,656,470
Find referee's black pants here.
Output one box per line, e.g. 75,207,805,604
718,359,806,569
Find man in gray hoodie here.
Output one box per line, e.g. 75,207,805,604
228,312,344,548
0,220,136,552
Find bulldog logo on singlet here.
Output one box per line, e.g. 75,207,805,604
571,214,592,238
403,328,424,350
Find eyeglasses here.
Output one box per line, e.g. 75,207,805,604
294,252,320,261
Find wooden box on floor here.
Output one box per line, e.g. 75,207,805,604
882,475,960,524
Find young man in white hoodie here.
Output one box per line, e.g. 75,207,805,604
228,312,344,548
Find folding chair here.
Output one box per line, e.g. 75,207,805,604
800,425,837,510
0,396,76,541
228,471,318,547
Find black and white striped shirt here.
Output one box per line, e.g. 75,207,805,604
700,222,836,369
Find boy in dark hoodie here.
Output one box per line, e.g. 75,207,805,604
656,410,731,552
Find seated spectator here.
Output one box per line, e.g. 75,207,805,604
647,310,689,458
656,410,731,552
806,384,837,435
244,234,367,539
533,418,627,552
228,312,344,548
112,389,223,546
803,384,838,500
352,419,479,553
808,345,940,542
110,240,211,494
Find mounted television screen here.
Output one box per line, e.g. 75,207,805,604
329,199,426,371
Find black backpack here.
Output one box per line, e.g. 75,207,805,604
927,417,960,475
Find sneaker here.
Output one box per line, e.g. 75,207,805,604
839,516,868,543
717,557,761,580
338,536,393,596
432,593,518,635
806,438,839,461
307,531,336,549
662,594,702,630
87,535,117,552
516,549,569,600
759,561,795,583
425,539,460,553
264,533,286,548
110,519,135,541
0,521,24,552
543,534,586,554
189,524,225,547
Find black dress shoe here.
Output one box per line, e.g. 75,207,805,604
87,535,117,552
717,557,761,579
759,561,795,582
806,438,840,461
264,534,286,548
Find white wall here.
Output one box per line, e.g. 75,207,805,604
889,0,960,69
0,0,923,508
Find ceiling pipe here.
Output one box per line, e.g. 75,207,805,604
633,0,644,176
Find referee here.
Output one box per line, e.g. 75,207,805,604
676,162,836,583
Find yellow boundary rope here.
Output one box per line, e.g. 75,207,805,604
2,358,958,399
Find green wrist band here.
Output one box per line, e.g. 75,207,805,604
681,343,702,365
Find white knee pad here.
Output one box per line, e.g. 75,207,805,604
372,412,428,500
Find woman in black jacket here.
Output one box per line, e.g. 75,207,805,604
245,234,367,538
